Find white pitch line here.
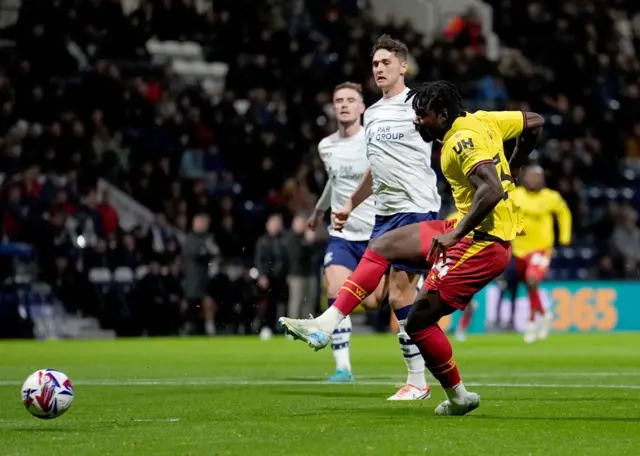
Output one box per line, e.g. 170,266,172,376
289,372,640,380
0,378,639,389
131,418,180,423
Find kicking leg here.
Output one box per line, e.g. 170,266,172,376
279,222,434,349
316,220,444,326
405,289,479,416
387,267,430,401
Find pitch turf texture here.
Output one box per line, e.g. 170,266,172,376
1,334,639,456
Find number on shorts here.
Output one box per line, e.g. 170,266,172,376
432,257,451,279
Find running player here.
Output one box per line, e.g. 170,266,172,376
307,82,385,383
510,165,572,343
281,35,439,401
283,81,544,415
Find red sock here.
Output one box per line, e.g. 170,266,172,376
334,249,390,317
411,324,461,389
458,307,473,332
528,287,544,321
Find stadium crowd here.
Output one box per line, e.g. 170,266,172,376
0,0,639,336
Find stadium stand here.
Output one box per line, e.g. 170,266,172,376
0,0,638,338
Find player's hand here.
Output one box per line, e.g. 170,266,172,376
331,201,353,231
427,231,462,265
307,209,324,231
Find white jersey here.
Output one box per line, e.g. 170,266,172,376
364,87,441,216
318,128,376,242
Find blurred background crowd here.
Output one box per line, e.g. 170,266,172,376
0,0,639,338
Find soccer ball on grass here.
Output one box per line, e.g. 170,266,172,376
21,369,74,419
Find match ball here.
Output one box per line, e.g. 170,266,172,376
21,369,74,419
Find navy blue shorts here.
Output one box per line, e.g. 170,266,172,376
370,211,439,274
323,236,369,271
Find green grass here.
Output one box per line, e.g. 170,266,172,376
1,333,640,456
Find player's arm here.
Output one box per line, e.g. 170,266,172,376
347,167,373,209
315,179,332,212
451,164,506,241
553,193,573,246
508,112,544,178
309,146,333,230
308,178,332,230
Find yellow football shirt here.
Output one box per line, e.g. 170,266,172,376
445,211,461,221
510,187,572,258
440,111,526,242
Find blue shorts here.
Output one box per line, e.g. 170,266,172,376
370,211,439,274
324,236,368,271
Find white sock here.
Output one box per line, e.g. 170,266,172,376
397,319,427,389
331,316,352,372
444,382,469,406
315,306,344,333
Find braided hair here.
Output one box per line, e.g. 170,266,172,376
406,81,464,127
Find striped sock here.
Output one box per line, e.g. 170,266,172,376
395,305,427,389
329,298,351,372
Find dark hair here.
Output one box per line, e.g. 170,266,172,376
371,34,408,61
406,81,464,122
333,82,363,97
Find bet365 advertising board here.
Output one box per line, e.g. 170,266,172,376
439,281,639,334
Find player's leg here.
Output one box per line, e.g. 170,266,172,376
279,222,443,349
386,267,430,400
405,288,477,414
407,239,511,416
454,297,477,342
513,254,535,342
316,221,437,327
525,252,552,341
325,264,356,382
380,215,447,400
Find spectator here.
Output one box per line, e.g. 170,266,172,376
254,213,288,335
182,214,219,335
114,233,143,270
48,251,87,315
611,206,640,277
96,190,119,236
84,238,112,271
286,213,326,318
138,256,173,336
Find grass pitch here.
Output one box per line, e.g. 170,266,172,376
1,333,639,456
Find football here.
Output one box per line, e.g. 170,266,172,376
21,369,74,419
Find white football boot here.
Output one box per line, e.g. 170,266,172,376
435,392,480,416
278,316,331,351
537,312,553,340
387,384,431,401
524,321,537,344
